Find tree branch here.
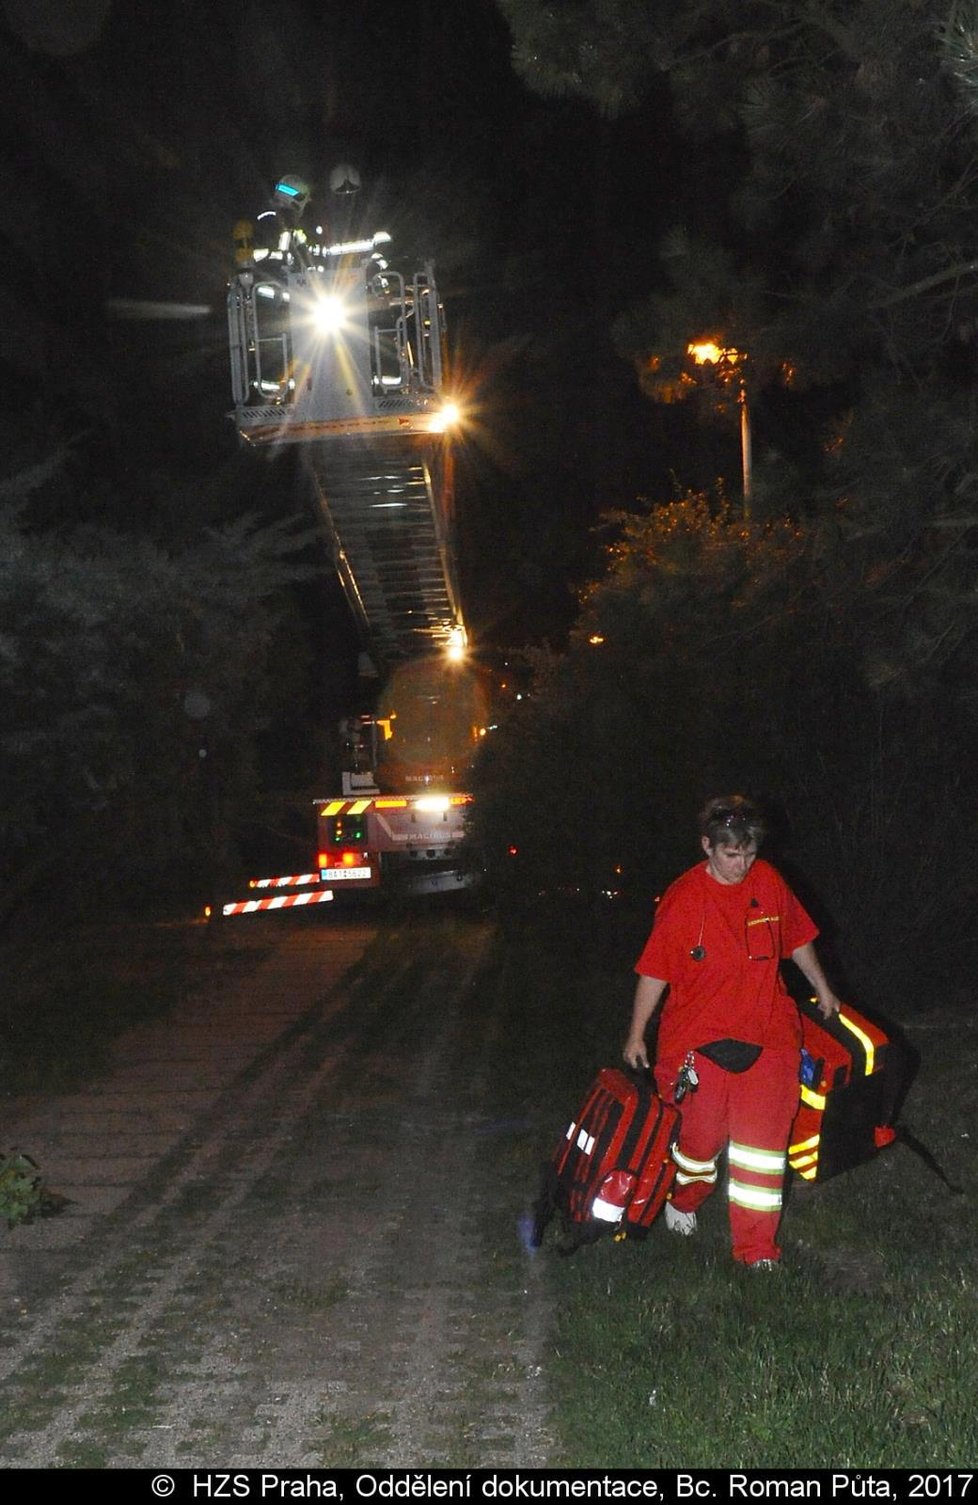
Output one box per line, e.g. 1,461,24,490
870,259,978,309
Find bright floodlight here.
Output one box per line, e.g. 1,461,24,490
312,293,347,334
429,401,461,434
446,624,467,662
415,795,451,813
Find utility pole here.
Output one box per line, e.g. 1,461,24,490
739,380,753,518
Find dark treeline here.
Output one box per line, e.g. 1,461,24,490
0,461,329,923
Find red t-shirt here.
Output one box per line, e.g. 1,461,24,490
634,857,818,1060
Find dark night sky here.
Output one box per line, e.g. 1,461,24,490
1,0,734,653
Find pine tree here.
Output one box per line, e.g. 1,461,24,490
498,9,978,480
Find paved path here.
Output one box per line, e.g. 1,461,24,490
2,919,372,1247
0,912,554,1469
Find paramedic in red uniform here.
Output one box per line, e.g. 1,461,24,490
623,796,841,1269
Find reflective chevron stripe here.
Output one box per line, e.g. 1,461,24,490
789,1131,821,1179
317,794,472,815
220,889,334,917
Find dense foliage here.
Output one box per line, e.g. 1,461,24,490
0,461,319,922
473,492,975,1006
478,2,978,1004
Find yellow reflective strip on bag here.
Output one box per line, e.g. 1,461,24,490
838,1011,876,1075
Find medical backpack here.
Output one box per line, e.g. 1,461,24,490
532,1066,680,1252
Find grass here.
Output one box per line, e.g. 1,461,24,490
481,910,978,1469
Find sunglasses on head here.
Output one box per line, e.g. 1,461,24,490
709,807,759,827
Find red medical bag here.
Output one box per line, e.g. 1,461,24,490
532,1067,679,1251
788,1000,900,1183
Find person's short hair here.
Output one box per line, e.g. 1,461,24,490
698,795,766,849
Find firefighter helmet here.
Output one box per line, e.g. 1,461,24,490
273,175,311,217
329,162,361,197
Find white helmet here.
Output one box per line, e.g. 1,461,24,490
329,162,361,197
273,175,311,216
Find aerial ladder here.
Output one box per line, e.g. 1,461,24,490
222,173,482,907
227,171,464,663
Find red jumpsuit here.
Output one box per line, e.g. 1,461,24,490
634,858,817,1264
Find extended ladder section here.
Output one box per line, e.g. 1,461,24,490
309,436,461,660
227,235,464,658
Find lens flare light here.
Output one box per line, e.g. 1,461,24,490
311,293,348,335
429,401,462,434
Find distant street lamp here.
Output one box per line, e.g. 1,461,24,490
687,340,753,517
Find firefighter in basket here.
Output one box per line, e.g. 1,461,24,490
623,795,841,1270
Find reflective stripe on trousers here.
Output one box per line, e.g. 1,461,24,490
672,1143,718,1186
728,1140,786,1213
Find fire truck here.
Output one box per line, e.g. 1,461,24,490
225,171,483,904
315,789,475,897
314,652,488,897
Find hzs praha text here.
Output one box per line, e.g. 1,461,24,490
182,1474,975,1502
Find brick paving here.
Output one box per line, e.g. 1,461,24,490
0,912,554,1468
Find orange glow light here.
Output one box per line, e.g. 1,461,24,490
688,340,725,365
687,340,744,379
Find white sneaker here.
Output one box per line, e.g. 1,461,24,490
664,1202,697,1236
